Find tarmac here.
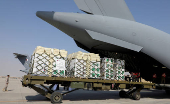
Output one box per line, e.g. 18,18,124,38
0,78,170,104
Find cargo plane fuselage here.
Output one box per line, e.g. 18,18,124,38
36,0,170,82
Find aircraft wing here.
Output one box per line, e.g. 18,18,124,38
86,29,143,52
74,0,135,21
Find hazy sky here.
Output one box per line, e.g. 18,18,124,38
0,0,170,77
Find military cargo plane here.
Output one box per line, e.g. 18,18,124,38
35,0,170,83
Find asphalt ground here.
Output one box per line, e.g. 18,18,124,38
0,78,170,104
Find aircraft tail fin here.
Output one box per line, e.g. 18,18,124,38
13,53,31,74
74,0,135,21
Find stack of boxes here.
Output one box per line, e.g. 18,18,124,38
89,53,100,78
30,46,125,80
100,58,125,80
115,59,125,80
66,51,87,78
66,52,100,78
31,46,67,77
100,58,116,80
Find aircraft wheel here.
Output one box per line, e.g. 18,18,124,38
119,90,126,98
51,92,63,103
132,92,141,100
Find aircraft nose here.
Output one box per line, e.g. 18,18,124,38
36,11,55,21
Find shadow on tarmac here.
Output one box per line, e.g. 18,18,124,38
25,89,170,102
140,89,170,99
25,94,48,102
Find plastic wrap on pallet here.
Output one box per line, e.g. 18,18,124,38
66,52,100,78
115,59,125,80
70,59,87,77
31,46,67,76
100,58,116,80
90,61,100,78
100,58,125,80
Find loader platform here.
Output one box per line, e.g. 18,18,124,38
22,75,155,103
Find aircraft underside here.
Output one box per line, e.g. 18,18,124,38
75,40,170,83
36,0,170,84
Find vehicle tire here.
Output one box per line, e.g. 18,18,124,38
119,90,126,98
132,92,141,100
50,92,63,103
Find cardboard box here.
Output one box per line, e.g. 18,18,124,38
66,52,100,78
31,46,67,76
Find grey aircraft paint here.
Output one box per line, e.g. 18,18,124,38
13,53,31,74
36,0,170,80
